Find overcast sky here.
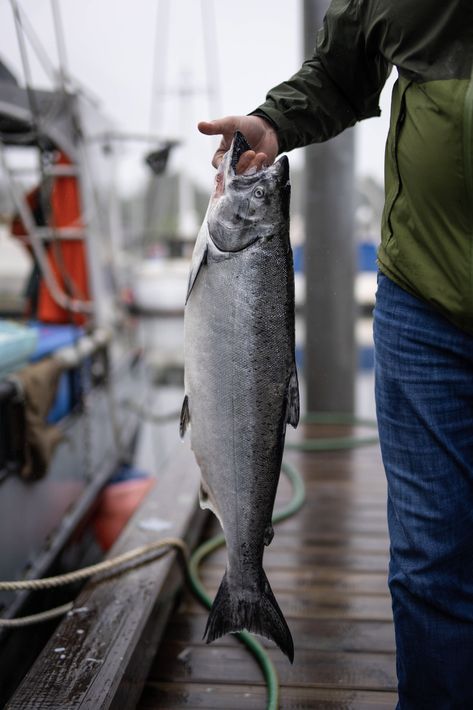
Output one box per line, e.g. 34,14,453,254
0,0,394,193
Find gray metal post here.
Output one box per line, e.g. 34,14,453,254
303,0,356,413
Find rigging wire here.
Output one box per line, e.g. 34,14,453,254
200,0,222,119
50,0,70,92
12,1,58,84
9,0,42,142
149,0,171,136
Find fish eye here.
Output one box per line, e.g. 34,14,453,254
254,187,265,198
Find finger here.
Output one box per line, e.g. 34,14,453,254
253,152,269,170
236,150,256,175
198,120,217,135
237,151,269,175
198,119,233,136
211,150,226,170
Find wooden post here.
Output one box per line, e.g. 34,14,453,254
303,0,356,413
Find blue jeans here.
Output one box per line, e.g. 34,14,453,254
373,272,473,710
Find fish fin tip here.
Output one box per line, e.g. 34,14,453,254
179,395,190,439
204,570,294,662
199,483,224,527
286,365,300,428
264,524,274,546
186,244,208,303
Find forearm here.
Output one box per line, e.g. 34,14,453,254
251,0,390,154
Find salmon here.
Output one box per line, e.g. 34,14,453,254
181,132,299,661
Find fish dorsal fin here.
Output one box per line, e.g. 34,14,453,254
286,365,300,428
179,394,190,439
185,221,209,304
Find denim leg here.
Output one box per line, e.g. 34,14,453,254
373,273,473,710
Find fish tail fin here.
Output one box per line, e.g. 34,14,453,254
203,570,294,663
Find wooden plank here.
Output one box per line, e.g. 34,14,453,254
146,641,397,691
200,567,389,594
182,589,392,622
139,682,397,709
163,616,396,653
276,516,389,536
256,537,389,554
7,441,206,710
201,528,389,551
206,547,389,572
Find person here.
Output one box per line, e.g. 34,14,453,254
198,1,473,708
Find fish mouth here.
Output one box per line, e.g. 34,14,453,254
212,131,252,201
276,154,289,186
230,131,252,174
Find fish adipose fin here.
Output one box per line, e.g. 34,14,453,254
286,365,300,428
179,395,190,439
203,570,294,663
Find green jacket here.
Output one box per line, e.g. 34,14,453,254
254,0,473,333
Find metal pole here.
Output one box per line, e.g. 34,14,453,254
50,0,70,90
303,0,356,413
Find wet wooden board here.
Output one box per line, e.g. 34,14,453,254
137,434,398,708
200,567,389,594
181,591,392,621
205,548,390,573
163,616,396,653
7,441,207,710
146,641,397,690
140,683,398,709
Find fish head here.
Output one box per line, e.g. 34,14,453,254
208,131,290,253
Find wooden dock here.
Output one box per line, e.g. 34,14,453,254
7,418,397,708
138,419,398,709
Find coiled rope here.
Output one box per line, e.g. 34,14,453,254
0,537,189,627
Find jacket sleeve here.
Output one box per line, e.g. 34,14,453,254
252,0,390,153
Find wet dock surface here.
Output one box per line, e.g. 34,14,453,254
137,420,398,709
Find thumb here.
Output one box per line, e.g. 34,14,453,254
197,120,219,135
198,119,234,136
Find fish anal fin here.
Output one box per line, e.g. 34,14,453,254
179,395,190,439
286,365,300,428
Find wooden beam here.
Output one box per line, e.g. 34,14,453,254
7,441,207,710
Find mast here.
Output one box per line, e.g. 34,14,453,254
148,0,221,248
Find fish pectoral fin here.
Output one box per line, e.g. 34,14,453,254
179,395,190,439
185,244,208,304
286,365,300,428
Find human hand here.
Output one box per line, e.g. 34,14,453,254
198,115,279,173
